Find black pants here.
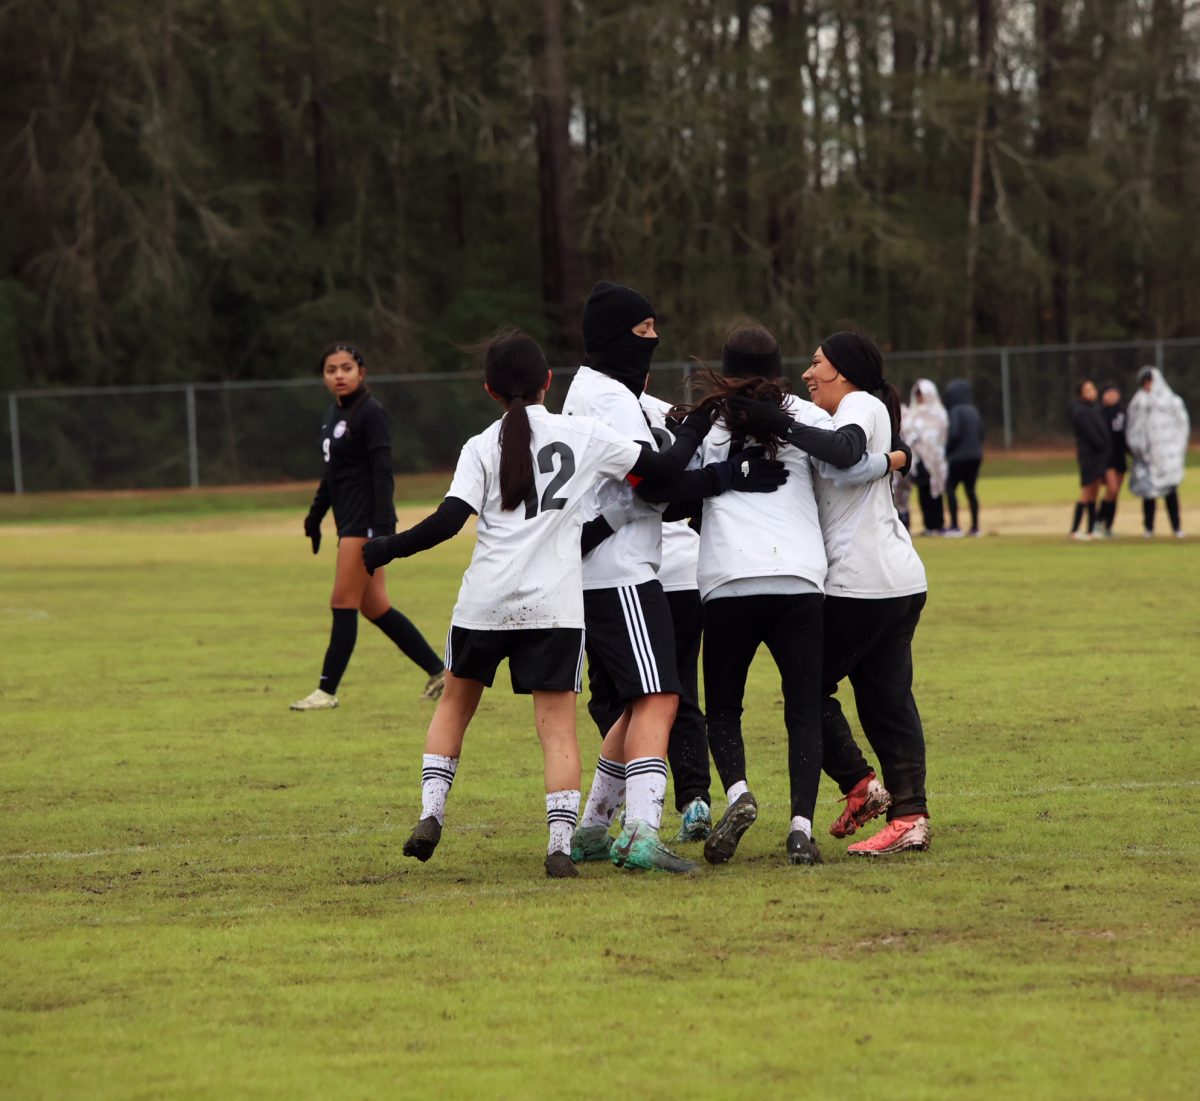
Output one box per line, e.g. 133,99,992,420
913,464,945,532
1143,490,1181,534
588,588,711,811
702,593,823,822
946,458,981,531
820,593,928,819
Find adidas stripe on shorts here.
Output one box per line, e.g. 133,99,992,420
444,625,585,694
582,580,681,703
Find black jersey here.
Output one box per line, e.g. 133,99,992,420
1069,399,1111,484
1101,403,1127,471
309,389,397,537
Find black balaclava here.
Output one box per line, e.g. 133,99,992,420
582,281,658,396
819,331,884,392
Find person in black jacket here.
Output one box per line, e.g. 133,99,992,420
1096,380,1127,537
1069,378,1111,541
291,343,446,711
942,378,985,536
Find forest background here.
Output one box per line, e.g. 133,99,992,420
1,0,1197,394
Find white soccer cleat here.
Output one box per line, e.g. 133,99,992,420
290,688,338,711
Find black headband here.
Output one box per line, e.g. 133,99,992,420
722,346,782,379
819,331,884,392
334,343,365,369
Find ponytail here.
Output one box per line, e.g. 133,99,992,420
499,396,535,511
879,381,902,436
473,327,551,512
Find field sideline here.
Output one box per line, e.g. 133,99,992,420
2,469,1198,1100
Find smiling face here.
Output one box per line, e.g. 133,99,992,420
801,346,856,414
322,351,365,399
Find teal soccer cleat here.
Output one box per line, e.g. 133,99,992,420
610,821,698,873
673,797,712,842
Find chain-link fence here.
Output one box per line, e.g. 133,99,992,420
3,340,1198,493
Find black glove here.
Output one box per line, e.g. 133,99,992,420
361,535,399,576
303,512,322,555
677,406,716,440
726,395,794,438
708,446,790,495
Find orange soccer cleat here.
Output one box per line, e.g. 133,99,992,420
846,815,931,856
829,772,891,838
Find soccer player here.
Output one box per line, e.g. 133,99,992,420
1068,379,1111,540
1096,380,1127,537
655,324,906,866
291,343,446,712
787,331,931,856
361,330,711,876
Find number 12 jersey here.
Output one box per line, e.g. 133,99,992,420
444,404,642,631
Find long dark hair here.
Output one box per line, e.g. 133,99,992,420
673,324,791,457
317,343,366,371
478,328,550,511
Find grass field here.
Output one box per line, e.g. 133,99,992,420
2,469,1199,1100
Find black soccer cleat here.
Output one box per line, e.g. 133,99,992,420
786,830,824,866
703,791,758,865
544,851,579,879
402,816,442,862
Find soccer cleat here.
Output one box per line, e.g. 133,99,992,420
1069,531,1091,541
421,670,447,700
1175,531,1187,539
847,815,931,856
703,791,758,865
829,772,891,838
786,831,824,866
402,816,442,862
674,797,712,842
290,688,338,711
570,825,614,863
942,527,965,538
610,821,698,873
544,851,579,879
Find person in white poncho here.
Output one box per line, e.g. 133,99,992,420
906,379,948,535
1126,366,1190,538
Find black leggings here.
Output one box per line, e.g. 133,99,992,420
702,593,823,822
820,593,928,819
1143,490,1181,534
946,459,981,531
913,464,945,532
588,588,711,810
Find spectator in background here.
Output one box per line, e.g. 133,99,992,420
1096,381,1127,537
1127,366,1190,539
942,379,985,537
1069,378,1111,541
907,379,948,535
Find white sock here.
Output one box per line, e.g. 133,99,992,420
726,780,749,806
625,757,668,832
790,815,813,839
580,756,625,829
546,789,580,855
421,753,458,825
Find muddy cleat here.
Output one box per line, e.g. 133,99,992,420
570,825,614,863
421,670,447,700
674,797,712,842
786,831,824,866
611,821,698,873
847,815,931,856
829,772,891,839
703,791,758,865
544,851,579,878
402,816,442,862
290,688,338,711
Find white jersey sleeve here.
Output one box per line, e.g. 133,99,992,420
445,436,489,512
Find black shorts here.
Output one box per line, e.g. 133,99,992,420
445,625,585,694
583,580,682,702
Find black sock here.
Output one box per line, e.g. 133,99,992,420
1071,502,1085,533
319,608,358,694
369,608,444,676
1143,497,1156,533
1097,500,1113,529
1107,498,1117,528
1085,502,1097,534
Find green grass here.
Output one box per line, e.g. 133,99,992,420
2,501,1198,1099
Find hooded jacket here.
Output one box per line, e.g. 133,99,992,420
1127,368,1190,497
905,379,949,496
944,379,985,464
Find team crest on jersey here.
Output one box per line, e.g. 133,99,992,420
333,420,348,439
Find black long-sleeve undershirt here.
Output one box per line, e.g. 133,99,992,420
783,422,867,468
376,496,475,560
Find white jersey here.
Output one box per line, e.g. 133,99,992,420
640,392,700,592
696,395,829,601
445,405,641,630
814,391,927,598
563,365,662,591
